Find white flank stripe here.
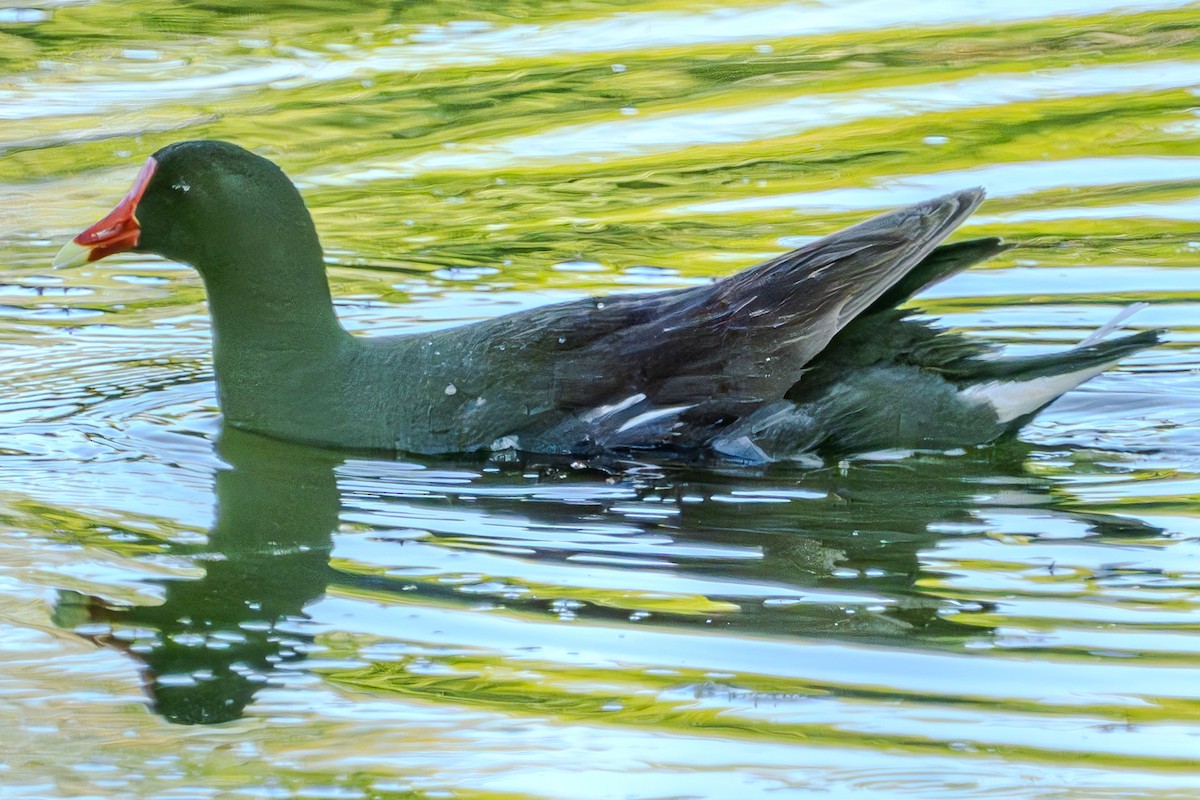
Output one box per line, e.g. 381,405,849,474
616,405,694,434
581,393,647,422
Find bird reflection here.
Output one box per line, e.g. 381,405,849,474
56,429,343,724
54,432,1162,724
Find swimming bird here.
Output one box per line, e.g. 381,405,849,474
53,140,1159,461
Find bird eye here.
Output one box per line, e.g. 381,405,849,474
171,179,191,193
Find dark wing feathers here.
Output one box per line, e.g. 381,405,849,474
791,235,1013,382
432,189,988,451
589,189,986,410
868,236,1014,313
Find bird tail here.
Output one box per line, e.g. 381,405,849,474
955,309,1163,425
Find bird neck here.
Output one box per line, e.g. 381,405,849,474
195,237,360,439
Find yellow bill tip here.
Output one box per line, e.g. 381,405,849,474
52,238,92,269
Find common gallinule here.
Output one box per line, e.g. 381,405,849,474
54,140,1160,460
